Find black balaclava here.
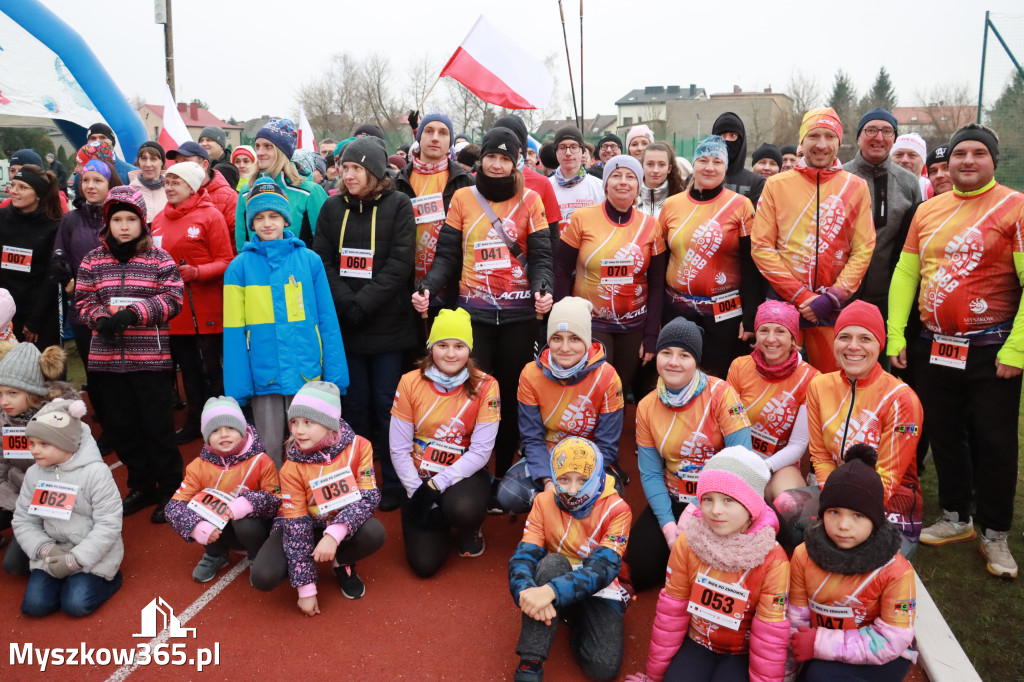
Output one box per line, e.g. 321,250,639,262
712,112,747,176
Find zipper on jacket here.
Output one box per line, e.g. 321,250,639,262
120,264,127,370
838,378,857,458
814,170,820,292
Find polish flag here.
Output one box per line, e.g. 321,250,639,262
440,16,553,110
156,85,192,158
298,105,317,152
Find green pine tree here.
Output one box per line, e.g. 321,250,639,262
859,67,898,115
827,70,858,132
987,71,1024,190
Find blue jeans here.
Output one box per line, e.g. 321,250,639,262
22,569,123,617
342,351,403,492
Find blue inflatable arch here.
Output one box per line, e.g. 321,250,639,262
0,0,148,154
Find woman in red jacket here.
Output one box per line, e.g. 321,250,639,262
150,162,234,444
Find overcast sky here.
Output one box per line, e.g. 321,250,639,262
31,0,1024,125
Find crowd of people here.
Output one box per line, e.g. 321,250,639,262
0,103,1021,682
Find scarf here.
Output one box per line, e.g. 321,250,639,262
685,513,778,572
803,520,902,575
412,155,448,176
138,175,165,190
476,172,517,202
751,348,800,380
105,235,143,263
549,354,588,380
554,166,586,188
424,365,469,392
296,429,341,455
657,371,707,408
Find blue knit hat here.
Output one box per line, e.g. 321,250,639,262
256,118,298,159
694,135,729,164
9,149,43,168
416,111,454,144
245,177,291,233
857,108,898,138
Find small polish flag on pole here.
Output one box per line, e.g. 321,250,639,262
439,16,553,110
156,84,192,157
298,105,317,152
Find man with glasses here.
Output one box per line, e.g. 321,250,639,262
587,134,623,178
548,126,604,235
844,109,921,320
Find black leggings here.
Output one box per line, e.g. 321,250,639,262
169,334,223,431
625,500,687,593
799,657,911,682
249,518,386,591
401,469,490,578
593,329,644,392
665,637,749,681
204,517,272,560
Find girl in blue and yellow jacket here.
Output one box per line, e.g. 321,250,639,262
223,178,347,468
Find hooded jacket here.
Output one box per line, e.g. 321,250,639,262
223,232,348,403
151,189,234,335
235,173,328,251
203,169,238,240
13,423,124,580
312,187,417,355
54,203,105,324
712,112,767,208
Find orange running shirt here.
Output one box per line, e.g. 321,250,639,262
279,437,377,520
172,451,279,504
727,355,819,457
410,170,450,281
561,203,665,332
444,186,547,311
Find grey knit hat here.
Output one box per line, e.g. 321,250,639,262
26,399,86,453
0,343,49,396
341,136,388,180
287,381,342,432
198,126,227,150
201,396,247,444
656,317,704,362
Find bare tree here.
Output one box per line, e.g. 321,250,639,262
778,69,824,144
296,53,363,138
406,55,442,114
913,82,976,150
354,53,404,131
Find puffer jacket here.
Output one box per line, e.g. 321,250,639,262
54,203,105,324
204,170,238,240
312,188,417,355
223,232,348,402
235,172,328,250
151,190,233,335
12,422,124,580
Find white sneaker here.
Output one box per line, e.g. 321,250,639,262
920,510,976,546
979,530,1018,579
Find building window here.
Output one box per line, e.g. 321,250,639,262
623,117,633,126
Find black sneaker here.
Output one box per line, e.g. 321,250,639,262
378,488,403,512
513,659,544,681
122,489,158,516
150,499,170,524
458,529,485,557
335,565,365,599
487,477,505,515
175,425,202,445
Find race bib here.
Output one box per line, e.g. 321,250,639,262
687,572,750,631
2,425,32,460
750,424,779,456
187,488,234,530
930,334,968,370
712,290,742,323
599,258,633,286
419,440,465,474
671,467,701,505
810,600,854,629
1,245,32,272
310,466,361,516
108,296,142,314
28,480,79,520
572,562,623,601
339,248,374,279
473,239,511,272
411,193,445,224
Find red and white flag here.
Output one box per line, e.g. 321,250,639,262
156,85,192,156
298,105,317,152
440,16,553,110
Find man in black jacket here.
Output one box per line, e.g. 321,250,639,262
711,112,766,208
45,153,68,190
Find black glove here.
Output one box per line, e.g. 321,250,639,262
409,481,442,527
342,302,366,327
408,110,420,132
110,308,138,333
50,256,73,286
95,316,116,344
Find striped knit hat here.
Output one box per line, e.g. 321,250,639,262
288,381,341,432
696,446,771,522
201,396,247,443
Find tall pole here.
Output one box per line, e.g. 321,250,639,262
977,11,988,124
579,1,584,128
557,0,581,130
164,0,176,99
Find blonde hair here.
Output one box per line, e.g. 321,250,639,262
246,144,302,188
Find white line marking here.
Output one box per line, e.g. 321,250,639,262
108,461,122,471
104,559,250,681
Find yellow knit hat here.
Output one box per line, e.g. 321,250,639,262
426,308,473,349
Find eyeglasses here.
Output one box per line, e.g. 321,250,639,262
556,144,581,154
861,126,896,140
599,143,619,151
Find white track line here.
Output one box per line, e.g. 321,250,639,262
104,558,250,681
108,461,122,471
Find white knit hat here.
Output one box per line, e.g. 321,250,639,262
166,161,205,192
892,133,927,162
547,297,593,348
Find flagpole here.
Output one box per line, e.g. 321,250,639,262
579,0,584,127
557,0,581,129
419,76,442,114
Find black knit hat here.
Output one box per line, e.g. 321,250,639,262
948,124,999,169
780,144,797,157
752,143,782,167
481,127,521,164
494,115,528,157
926,146,948,169
656,317,703,362
341,136,388,180
87,122,116,144
553,125,583,149
597,134,623,152
819,444,886,530
538,142,558,170
136,141,165,163
352,123,386,142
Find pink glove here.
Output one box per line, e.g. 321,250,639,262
661,521,679,548
791,626,816,662
179,264,200,282
623,674,650,682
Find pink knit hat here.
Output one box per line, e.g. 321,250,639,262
695,446,770,523
754,300,799,340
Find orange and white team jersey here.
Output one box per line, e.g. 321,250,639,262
635,378,750,503
665,530,789,654
660,189,753,315
279,437,377,520
806,365,923,524
172,450,280,504
519,345,624,449
391,370,500,477
521,484,632,600
727,356,819,457
789,544,915,631
561,203,665,332
903,183,1024,335
410,171,450,281
751,163,875,305
445,186,547,311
